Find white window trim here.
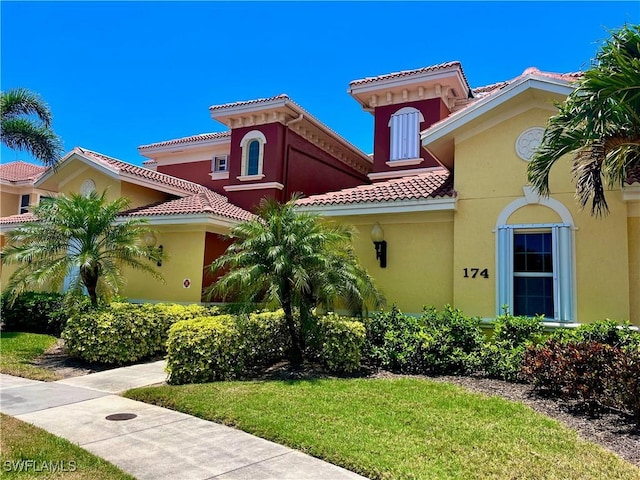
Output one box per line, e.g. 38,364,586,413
211,154,228,173
495,187,576,322
239,130,267,178
209,171,230,180
388,106,424,162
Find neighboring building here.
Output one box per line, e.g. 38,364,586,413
1,62,638,325
0,161,51,217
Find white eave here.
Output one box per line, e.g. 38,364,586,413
421,75,575,147
138,134,231,158
296,196,457,216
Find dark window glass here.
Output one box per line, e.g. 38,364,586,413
514,277,554,317
247,140,260,175
19,194,30,214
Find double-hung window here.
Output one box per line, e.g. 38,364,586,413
497,224,573,321
212,155,228,173
388,107,424,161
19,194,30,214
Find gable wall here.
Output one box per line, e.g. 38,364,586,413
451,106,632,323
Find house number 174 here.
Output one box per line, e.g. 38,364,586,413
463,268,489,279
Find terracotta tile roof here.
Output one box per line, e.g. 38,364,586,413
0,161,47,183
209,94,289,112
349,61,471,91
138,131,230,151
122,189,254,222
75,147,208,195
296,169,455,207
0,212,36,225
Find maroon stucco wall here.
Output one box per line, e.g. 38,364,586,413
284,130,369,200
201,232,233,301
156,120,371,213
157,160,229,195
372,98,448,174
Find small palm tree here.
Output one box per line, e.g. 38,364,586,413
1,190,165,307
527,24,640,216
1,88,63,166
209,196,385,366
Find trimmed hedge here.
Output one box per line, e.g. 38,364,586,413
62,303,214,364
0,291,83,336
165,310,290,384
310,313,366,373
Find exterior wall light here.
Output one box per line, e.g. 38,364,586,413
370,223,387,268
143,232,162,267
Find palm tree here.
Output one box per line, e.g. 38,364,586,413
209,196,385,366
527,24,640,216
1,88,63,166
1,190,165,307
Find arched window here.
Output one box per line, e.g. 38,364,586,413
388,107,424,161
495,189,575,322
239,130,267,179
247,140,260,176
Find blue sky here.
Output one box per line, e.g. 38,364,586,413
1,1,638,167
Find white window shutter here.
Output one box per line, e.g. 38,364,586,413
496,226,513,316
557,225,573,321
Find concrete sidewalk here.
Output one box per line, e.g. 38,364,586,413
0,362,367,480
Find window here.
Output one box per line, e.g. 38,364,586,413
212,155,228,172
388,107,424,161
239,130,267,180
247,140,260,176
497,224,573,321
19,194,30,214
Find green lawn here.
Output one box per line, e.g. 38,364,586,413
1,414,134,479
0,332,62,381
125,378,640,480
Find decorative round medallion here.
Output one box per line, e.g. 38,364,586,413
80,179,96,197
515,127,545,161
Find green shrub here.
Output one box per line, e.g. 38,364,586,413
165,310,289,384
0,291,88,336
482,313,544,381
362,306,424,372
234,310,290,366
551,319,640,348
416,305,484,375
166,315,243,384
309,313,366,373
61,302,213,365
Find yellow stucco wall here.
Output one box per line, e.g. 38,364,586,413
453,106,632,324
120,182,172,210
336,212,454,315
58,167,122,199
628,213,640,324
121,225,207,303
1,191,20,217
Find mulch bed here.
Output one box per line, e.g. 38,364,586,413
34,345,639,468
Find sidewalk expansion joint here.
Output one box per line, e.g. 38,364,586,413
205,451,294,479
80,417,192,446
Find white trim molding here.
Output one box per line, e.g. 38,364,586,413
224,182,284,192
297,196,457,216
368,166,444,181
385,158,424,168
240,130,267,177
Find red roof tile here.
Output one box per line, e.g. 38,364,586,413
75,147,208,195
0,212,36,225
122,189,254,222
349,61,471,91
0,161,47,183
138,131,230,151
209,94,290,112
296,169,455,207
